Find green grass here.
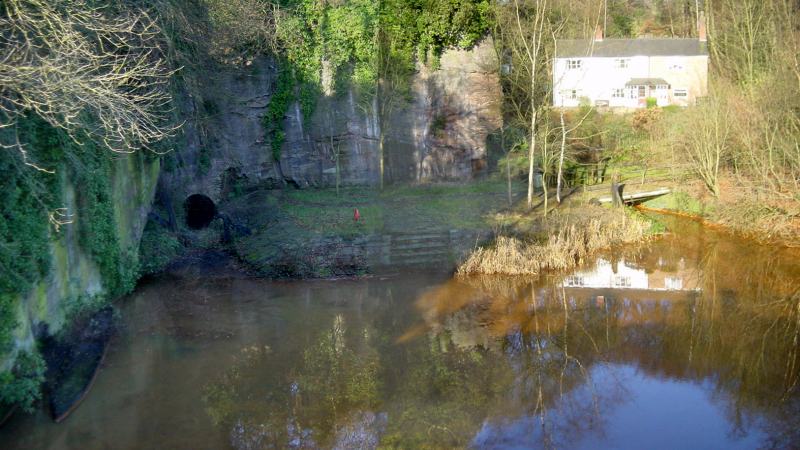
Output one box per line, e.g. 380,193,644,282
279,179,523,235
643,190,706,215
282,203,385,236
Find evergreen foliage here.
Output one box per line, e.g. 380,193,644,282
258,0,492,158
0,350,46,413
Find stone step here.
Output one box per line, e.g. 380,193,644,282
390,241,450,251
391,233,450,242
391,256,452,267
391,248,451,258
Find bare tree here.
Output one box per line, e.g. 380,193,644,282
0,0,179,171
498,0,553,208
517,0,549,208
669,95,732,197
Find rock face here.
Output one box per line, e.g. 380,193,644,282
403,39,503,182
157,38,501,211
3,153,159,372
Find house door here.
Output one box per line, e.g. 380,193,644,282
637,85,647,106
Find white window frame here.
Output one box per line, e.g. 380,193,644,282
566,59,582,70
665,276,683,290
614,58,630,69
565,276,585,287
613,275,632,288
612,88,625,98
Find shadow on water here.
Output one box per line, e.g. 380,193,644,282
0,216,798,449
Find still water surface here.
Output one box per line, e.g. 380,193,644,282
1,217,798,449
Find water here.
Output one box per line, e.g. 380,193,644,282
1,217,798,449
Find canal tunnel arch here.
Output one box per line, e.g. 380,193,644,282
184,194,217,230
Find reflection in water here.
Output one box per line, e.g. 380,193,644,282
0,217,798,449
409,218,800,448
562,257,700,291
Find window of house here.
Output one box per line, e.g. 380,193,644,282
656,84,669,90
614,58,630,69
665,276,683,290
628,88,637,99
637,86,646,97
566,59,582,70
614,275,632,288
612,88,625,98
561,89,578,100
565,276,585,287
674,89,688,97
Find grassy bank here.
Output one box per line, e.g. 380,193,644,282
219,179,525,277
641,178,800,248
458,205,655,276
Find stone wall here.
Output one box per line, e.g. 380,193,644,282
157,38,501,212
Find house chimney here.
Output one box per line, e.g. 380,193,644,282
698,11,707,42
594,24,604,42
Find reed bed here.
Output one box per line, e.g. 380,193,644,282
457,207,651,276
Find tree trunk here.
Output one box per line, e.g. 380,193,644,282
379,132,385,190
527,105,537,208
556,107,567,203
502,128,512,206
527,110,537,208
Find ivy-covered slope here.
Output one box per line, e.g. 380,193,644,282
0,116,160,410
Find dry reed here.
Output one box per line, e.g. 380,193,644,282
457,207,650,276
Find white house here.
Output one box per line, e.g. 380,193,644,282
552,14,709,109
562,258,700,292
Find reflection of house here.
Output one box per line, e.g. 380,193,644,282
552,14,708,108
562,258,700,292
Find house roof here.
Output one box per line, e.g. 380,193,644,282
625,78,669,87
556,38,708,58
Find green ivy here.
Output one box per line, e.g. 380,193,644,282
260,0,490,162
263,66,295,161
0,116,65,357
0,295,17,355
0,115,142,364
0,350,46,413
68,138,138,298
0,117,62,298
138,221,182,276
198,146,211,175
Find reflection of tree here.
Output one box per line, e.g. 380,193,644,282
297,314,380,443
202,221,800,448
396,278,621,449
408,220,800,448
380,331,515,448
202,314,381,449
202,345,274,428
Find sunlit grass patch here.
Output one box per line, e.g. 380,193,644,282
280,202,384,235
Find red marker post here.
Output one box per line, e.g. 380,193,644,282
353,208,361,222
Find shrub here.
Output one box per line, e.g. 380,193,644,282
139,222,183,276
0,350,46,413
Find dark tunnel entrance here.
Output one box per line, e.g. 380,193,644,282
184,194,217,230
